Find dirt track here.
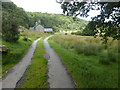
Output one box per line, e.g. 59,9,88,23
1,37,42,88
44,36,75,88
1,36,75,88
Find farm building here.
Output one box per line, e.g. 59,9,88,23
29,20,44,33
29,20,53,33
29,24,44,33
44,28,53,33
35,25,44,33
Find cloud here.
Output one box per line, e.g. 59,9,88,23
10,0,63,14
7,0,101,21
1,0,11,2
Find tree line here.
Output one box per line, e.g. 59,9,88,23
27,12,88,31
2,1,119,42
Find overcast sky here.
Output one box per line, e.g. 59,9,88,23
10,0,100,21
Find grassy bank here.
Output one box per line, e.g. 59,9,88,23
19,38,48,88
48,35,118,88
2,30,46,77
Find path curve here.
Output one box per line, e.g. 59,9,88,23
44,36,75,88
1,37,42,88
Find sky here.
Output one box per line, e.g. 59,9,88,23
10,0,100,21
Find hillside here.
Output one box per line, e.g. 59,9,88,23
27,12,88,32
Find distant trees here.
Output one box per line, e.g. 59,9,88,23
27,12,88,31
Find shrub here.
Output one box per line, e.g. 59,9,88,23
2,12,20,42
23,37,28,41
71,32,75,35
65,33,67,35
99,50,110,65
81,21,96,36
2,24,20,42
107,50,117,62
99,50,117,65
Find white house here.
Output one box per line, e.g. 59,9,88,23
35,25,44,33
29,20,44,33
29,20,53,33
30,25,44,33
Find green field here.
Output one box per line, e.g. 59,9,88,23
48,35,119,88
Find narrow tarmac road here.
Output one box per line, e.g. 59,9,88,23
1,37,42,88
44,36,75,88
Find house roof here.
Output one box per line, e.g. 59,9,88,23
34,24,44,28
44,28,53,32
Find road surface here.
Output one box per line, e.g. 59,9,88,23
1,37,42,88
44,36,75,88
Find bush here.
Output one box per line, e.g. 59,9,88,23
23,37,28,41
99,50,110,65
65,33,67,35
108,50,117,62
71,32,75,35
2,2,29,42
2,11,20,42
99,50,117,65
2,23,20,42
81,21,96,36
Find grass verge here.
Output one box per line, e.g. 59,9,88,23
18,38,48,88
48,40,118,88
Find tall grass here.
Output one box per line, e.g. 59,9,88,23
50,35,119,64
49,40,118,88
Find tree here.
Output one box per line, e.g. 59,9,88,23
2,8,19,42
82,21,96,36
2,2,29,42
59,1,120,40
